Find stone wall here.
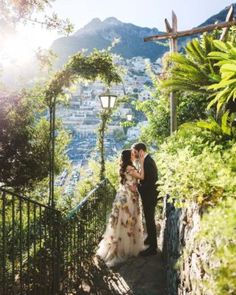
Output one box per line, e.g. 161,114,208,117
158,196,211,295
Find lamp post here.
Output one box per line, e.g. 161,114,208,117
126,112,133,122
49,98,56,208
98,89,117,180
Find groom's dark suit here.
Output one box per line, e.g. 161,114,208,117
138,154,158,250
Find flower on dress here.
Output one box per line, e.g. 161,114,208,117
121,220,127,228
123,204,130,214
119,195,127,204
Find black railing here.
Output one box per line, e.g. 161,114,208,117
0,189,61,295
0,178,115,295
61,178,115,293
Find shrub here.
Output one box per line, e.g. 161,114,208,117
195,197,236,294
156,125,236,207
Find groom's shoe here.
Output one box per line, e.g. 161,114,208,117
139,246,157,257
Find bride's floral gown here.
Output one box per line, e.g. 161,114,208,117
96,168,144,267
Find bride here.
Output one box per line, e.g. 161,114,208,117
96,149,145,267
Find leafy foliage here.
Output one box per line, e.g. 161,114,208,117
73,156,119,206
154,29,236,295
195,197,236,295
197,111,236,140
45,50,121,107
0,93,69,191
136,78,209,145
105,157,120,188
160,32,236,116
136,91,169,145
97,111,112,180
208,40,236,112
1,0,73,35
160,34,220,95
156,125,236,207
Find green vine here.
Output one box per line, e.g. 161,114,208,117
45,50,121,106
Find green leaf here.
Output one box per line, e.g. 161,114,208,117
221,111,231,136
221,63,236,73
208,51,229,60
213,40,229,53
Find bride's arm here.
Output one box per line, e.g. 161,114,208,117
127,160,144,180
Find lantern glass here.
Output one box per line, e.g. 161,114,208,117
100,95,109,108
99,89,117,109
110,95,116,108
127,114,133,121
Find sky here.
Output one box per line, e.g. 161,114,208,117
51,0,233,31
0,0,234,66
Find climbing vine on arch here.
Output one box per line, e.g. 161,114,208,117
45,49,122,104
44,49,122,204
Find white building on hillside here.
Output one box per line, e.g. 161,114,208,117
127,121,148,140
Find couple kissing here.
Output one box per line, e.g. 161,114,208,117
96,142,158,267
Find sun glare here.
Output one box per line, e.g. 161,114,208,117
1,25,57,67
2,35,33,64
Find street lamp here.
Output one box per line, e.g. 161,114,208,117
99,89,117,109
98,89,117,180
126,112,133,121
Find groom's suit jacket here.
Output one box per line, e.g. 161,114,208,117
138,154,158,204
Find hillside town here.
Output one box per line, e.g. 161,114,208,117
55,56,161,193
57,55,161,165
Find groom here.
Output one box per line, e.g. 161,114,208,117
132,142,158,256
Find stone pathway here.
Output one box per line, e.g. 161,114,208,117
79,220,167,294
80,249,167,295
110,250,167,295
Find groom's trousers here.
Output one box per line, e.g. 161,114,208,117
141,195,157,250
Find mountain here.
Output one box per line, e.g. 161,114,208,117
51,17,166,66
51,4,236,66
199,3,236,26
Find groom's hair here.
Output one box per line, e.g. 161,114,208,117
132,142,147,152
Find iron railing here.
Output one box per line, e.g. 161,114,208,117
61,178,115,294
0,188,61,295
0,178,116,295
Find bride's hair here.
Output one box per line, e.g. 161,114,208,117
119,149,134,184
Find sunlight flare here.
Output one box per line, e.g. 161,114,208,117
0,26,57,66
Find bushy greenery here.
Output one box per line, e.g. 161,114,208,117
105,157,120,188
45,50,121,106
195,197,236,294
156,125,236,207
208,39,236,112
136,91,169,145
71,157,119,210
153,30,236,294
160,34,220,96
0,93,69,191
2,0,73,35
136,60,210,145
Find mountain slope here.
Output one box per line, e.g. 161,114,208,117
51,17,166,65
51,4,236,66
199,3,236,26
